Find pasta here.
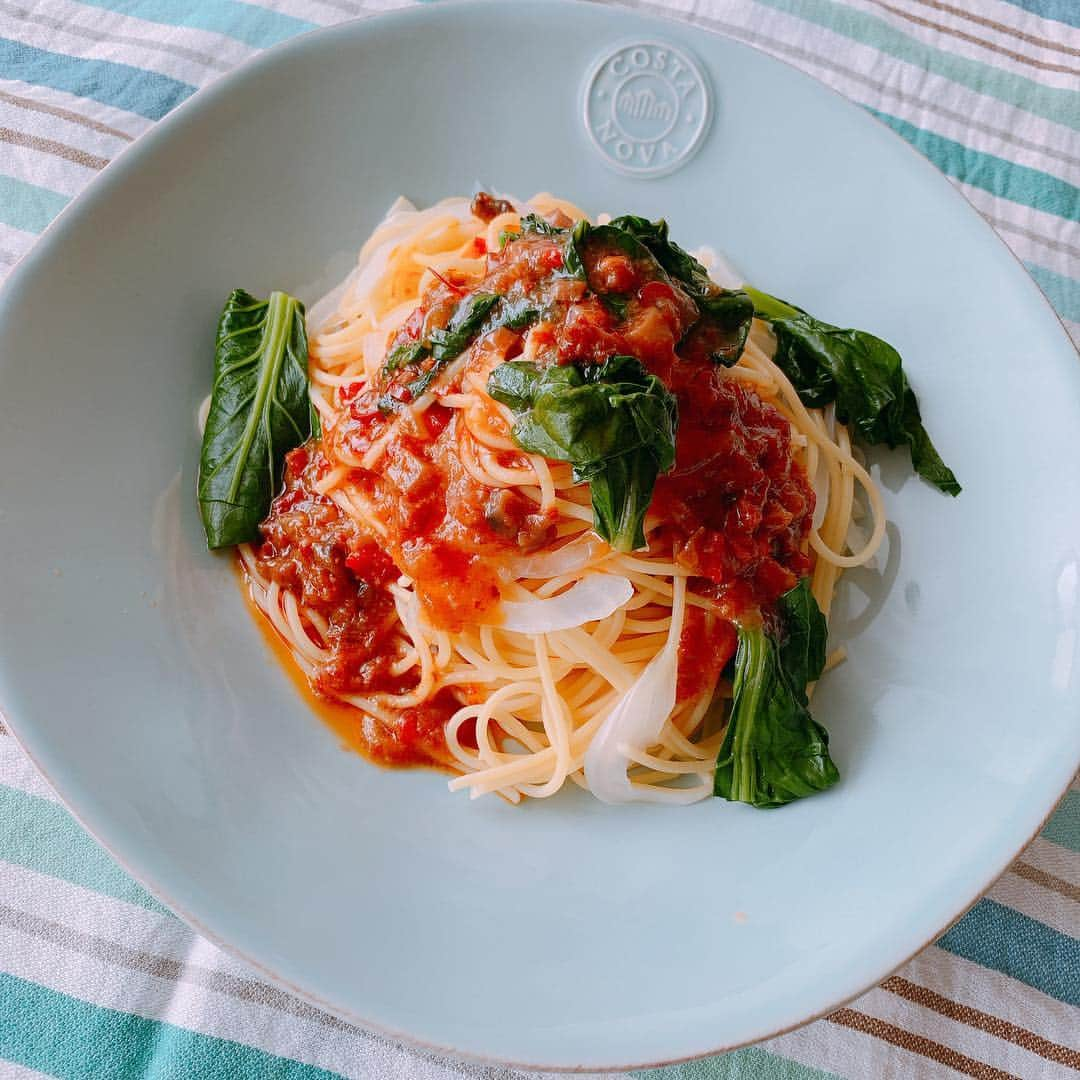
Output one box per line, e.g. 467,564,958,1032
225,193,908,809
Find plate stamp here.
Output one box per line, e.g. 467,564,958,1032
584,41,712,178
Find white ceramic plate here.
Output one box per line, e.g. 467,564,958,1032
0,1,1077,1069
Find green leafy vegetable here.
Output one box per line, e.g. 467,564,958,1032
607,214,713,295
518,213,566,237
383,341,429,375
607,214,753,364
378,293,500,412
744,287,960,495
714,579,839,808
198,288,316,549
500,296,543,331
428,293,500,361
776,576,828,696
600,294,630,321
487,355,677,552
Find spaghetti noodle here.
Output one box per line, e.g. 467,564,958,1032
236,194,887,807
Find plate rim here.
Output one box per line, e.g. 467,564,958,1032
0,0,1077,1070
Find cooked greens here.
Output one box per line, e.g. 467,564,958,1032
197,288,316,549
714,579,839,808
383,341,430,374
429,293,500,361
745,287,960,496
379,293,541,412
487,355,677,552
606,215,754,364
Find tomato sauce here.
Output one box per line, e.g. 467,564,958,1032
251,198,816,767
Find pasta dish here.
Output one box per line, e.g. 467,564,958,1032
196,192,958,808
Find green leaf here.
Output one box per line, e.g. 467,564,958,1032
428,292,500,362
744,286,960,496
713,581,839,808
519,213,566,237
500,296,543,331
775,577,827,700
605,215,753,364
383,341,430,375
607,215,713,294
487,355,678,551
600,293,630,321
197,288,316,549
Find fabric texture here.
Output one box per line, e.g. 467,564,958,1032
0,0,1078,1076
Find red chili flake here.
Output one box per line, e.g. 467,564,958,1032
473,237,487,255
389,384,413,403
349,399,380,421
340,381,364,402
541,247,564,271
428,267,464,295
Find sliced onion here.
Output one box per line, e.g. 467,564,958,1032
505,535,607,581
494,574,632,634
584,638,679,804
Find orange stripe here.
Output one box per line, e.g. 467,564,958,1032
882,977,1080,1068
0,127,109,170
0,90,133,143
909,0,1080,60
828,1008,1021,1080
1010,859,1080,904
869,0,1080,77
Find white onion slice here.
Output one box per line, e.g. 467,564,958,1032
584,579,708,805
494,574,632,634
584,636,680,804
505,535,606,581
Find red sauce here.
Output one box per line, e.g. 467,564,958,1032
250,201,816,768
676,610,737,705
656,368,814,618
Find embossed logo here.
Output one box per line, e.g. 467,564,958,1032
584,41,711,178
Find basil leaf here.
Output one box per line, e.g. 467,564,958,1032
488,355,677,551
713,580,839,808
198,288,315,549
379,293,539,413
519,213,567,237
500,296,543,331
744,287,960,496
607,214,754,364
383,342,429,375
607,214,713,295
428,293,500,362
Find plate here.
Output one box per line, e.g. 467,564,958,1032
0,0,1078,1068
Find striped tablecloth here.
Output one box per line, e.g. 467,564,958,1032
1,1,1078,1076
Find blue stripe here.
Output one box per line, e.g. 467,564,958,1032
0,971,341,1079
0,785,168,915
71,0,316,49
1000,0,1080,29
0,38,194,120
1026,263,1080,324
756,0,1080,131
1042,789,1080,853
870,109,1080,223
633,1046,840,1079
937,898,1080,1005
0,176,69,234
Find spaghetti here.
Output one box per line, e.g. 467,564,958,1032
236,194,887,807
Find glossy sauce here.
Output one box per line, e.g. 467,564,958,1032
251,202,815,767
